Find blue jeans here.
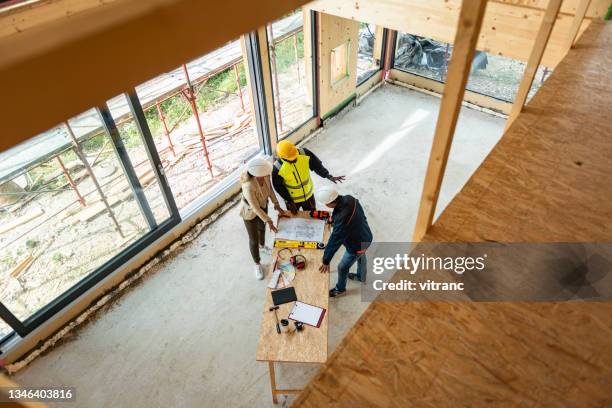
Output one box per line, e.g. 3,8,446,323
335,251,367,292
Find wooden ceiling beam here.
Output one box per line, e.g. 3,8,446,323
0,0,308,153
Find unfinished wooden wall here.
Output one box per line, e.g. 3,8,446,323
317,12,360,119
307,0,610,68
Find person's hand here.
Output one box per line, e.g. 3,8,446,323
319,263,330,274
274,204,290,218
328,175,345,184
287,201,298,215
267,220,278,233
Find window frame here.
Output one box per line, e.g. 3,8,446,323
0,94,181,344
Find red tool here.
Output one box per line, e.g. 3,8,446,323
310,210,331,223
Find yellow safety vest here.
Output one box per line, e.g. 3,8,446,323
276,150,314,203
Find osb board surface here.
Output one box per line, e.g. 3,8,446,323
294,21,612,407
256,212,330,364
427,20,612,244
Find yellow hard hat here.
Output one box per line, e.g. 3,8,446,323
276,140,298,161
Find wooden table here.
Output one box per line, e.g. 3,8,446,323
256,212,330,403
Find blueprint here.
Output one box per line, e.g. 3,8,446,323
276,217,325,243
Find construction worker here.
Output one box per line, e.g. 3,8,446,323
240,157,289,280
272,140,345,214
316,186,373,298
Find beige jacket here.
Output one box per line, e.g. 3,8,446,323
239,171,280,222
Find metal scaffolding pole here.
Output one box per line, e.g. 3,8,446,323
267,24,284,132
56,155,86,207
155,101,176,157
65,122,125,238
182,64,214,177
233,63,246,112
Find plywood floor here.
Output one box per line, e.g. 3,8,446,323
294,20,612,407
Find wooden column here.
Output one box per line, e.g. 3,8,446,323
240,31,278,152
257,27,279,150
565,0,592,49
268,361,278,404
382,29,397,72
372,25,385,62
303,9,315,105
412,0,488,241
505,0,563,131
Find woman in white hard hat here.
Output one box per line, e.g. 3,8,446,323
241,157,289,279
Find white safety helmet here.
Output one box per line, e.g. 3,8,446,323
246,157,273,177
315,185,339,206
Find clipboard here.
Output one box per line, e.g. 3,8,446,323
288,301,326,328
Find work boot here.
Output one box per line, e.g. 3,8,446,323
254,264,264,280
348,273,365,283
329,288,346,298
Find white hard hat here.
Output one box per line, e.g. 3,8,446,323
315,185,339,205
246,157,273,177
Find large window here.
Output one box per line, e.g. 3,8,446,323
136,38,262,211
0,32,272,344
394,32,550,102
267,8,316,139
356,23,383,85
0,99,179,342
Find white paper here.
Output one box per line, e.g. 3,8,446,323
275,217,325,243
289,301,325,327
267,269,281,289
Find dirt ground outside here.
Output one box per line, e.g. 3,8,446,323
396,53,549,104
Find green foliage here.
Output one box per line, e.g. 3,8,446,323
117,121,143,148
25,239,39,249
81,133,107,153
0,255,15,268
272,31,304,74
52,253,65,264
141,62,248,139
196,63,247,112
605,4,611,20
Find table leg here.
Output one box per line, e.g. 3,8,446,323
268,361,278,404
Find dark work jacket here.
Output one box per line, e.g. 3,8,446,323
272,148,330,202
323,195,373,265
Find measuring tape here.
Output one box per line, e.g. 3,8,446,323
274,239,325,249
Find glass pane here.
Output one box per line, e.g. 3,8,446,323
0,111,152,322
394,33,447,82
394,32,549,102
268,8,315,139
357,23,381,84
466,54,550,102
136,38,261,211
0,319,11,340
106,95,171,223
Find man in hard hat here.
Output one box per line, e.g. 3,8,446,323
316,186,373,298
272,140,345,214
